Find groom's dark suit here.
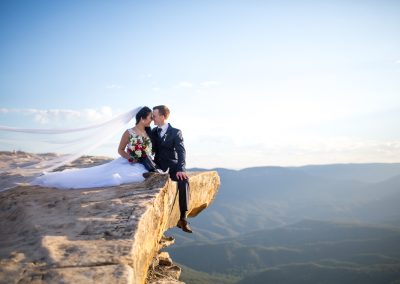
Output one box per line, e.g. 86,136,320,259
149,124,189,215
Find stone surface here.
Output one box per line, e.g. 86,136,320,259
147,260,182,284
159,235,175,249
158,252,173,266
0,165,220,284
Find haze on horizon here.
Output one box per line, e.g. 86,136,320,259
1,0,400,169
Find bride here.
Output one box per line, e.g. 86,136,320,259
31,106,159,189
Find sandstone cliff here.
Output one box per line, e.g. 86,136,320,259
0,166,220,284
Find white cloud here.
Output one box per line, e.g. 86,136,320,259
178,81,193,88
200,81,220,88
0,107,115,124
106,84,122,89
138,73,153,79
186,136,400,169
396,59,400,64
176,80,220,89
83,106,113,121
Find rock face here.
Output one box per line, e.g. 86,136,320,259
0,171,220,284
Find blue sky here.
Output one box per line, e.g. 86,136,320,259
1,0,400,168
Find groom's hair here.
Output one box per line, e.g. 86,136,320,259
153,105,170,119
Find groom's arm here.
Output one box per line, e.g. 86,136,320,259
174,129,186,173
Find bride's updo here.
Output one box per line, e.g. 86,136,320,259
135,106,152,125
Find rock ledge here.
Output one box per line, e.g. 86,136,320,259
0,170,220,284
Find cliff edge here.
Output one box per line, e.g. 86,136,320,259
0,169,220,284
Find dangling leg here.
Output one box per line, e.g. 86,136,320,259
176,179,192,233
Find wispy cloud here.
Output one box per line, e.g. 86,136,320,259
0,107,114,124
200,81,220,88
177,80,220,89
187,136,400,168
106,84,122,89
178,81,193,88
138,73,153,80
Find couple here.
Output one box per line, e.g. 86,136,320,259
32,105,192,233
118,105,192,233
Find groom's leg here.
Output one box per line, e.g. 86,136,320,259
170,171,190,219
177,179,189,219
177,178,192,233
171,172,192,233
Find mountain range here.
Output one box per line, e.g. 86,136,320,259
165,163,400,283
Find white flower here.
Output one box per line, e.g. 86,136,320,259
135,150,142,157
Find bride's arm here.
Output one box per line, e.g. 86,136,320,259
118,130,133,161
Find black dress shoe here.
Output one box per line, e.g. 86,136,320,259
177,219,193,233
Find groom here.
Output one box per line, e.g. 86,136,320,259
151,105,192,233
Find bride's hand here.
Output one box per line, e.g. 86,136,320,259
128,157,137,163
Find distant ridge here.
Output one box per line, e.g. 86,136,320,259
190,162,400,183
172,163,400,283
180,163,400,244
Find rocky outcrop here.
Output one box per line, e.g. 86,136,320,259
0,170,220,284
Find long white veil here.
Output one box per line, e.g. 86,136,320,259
0,107,141,176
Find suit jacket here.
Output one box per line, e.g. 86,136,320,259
149,124,186,173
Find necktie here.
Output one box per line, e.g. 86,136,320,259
157,127,162,137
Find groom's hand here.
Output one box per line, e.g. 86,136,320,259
176,171,188,180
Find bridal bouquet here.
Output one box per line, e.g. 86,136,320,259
127,136,152,161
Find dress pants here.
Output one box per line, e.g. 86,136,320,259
170,171,190,217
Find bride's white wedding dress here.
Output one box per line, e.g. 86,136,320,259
31,129,148,189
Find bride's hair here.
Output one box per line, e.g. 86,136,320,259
135,106,152,125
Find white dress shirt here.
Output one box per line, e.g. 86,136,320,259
158,123,169,137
